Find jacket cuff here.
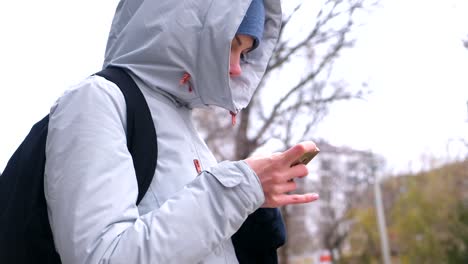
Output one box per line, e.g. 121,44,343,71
206,160,265,212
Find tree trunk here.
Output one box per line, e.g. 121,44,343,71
234,104,255,159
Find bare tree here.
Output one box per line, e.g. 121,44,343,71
195,0,377,159
194,0,378,262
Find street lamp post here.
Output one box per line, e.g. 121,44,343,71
373,160,391,264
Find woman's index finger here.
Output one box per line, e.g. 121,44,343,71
281,141,318,165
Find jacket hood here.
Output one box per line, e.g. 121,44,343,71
103,0,282,113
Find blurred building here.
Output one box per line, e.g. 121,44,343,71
282,139,381,263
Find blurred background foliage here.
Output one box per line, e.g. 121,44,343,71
345,161,468,264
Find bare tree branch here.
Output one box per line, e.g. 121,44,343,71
267,0,342,74
252,29,350,144
275,3,303,56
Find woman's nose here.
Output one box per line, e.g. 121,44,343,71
229,56,242,77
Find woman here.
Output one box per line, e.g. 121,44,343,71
45,0,319,263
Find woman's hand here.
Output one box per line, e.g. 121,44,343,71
244,141,320,208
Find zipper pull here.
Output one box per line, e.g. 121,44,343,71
230,111,237,126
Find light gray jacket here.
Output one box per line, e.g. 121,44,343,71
44,0,281,263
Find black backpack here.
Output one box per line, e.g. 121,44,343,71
0,66,285,264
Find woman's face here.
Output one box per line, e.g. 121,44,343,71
229,34,254,77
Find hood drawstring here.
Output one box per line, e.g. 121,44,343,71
180,72,193,92
230,111,237,126
180,72,237,126
193,159,202,174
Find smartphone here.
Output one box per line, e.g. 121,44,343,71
291,149,320,167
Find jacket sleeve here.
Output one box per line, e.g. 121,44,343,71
44,76,265,264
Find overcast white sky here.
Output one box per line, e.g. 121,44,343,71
316,0,468,173
1,0,467,174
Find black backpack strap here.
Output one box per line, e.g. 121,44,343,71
95,66,157,205
0,67,156,263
